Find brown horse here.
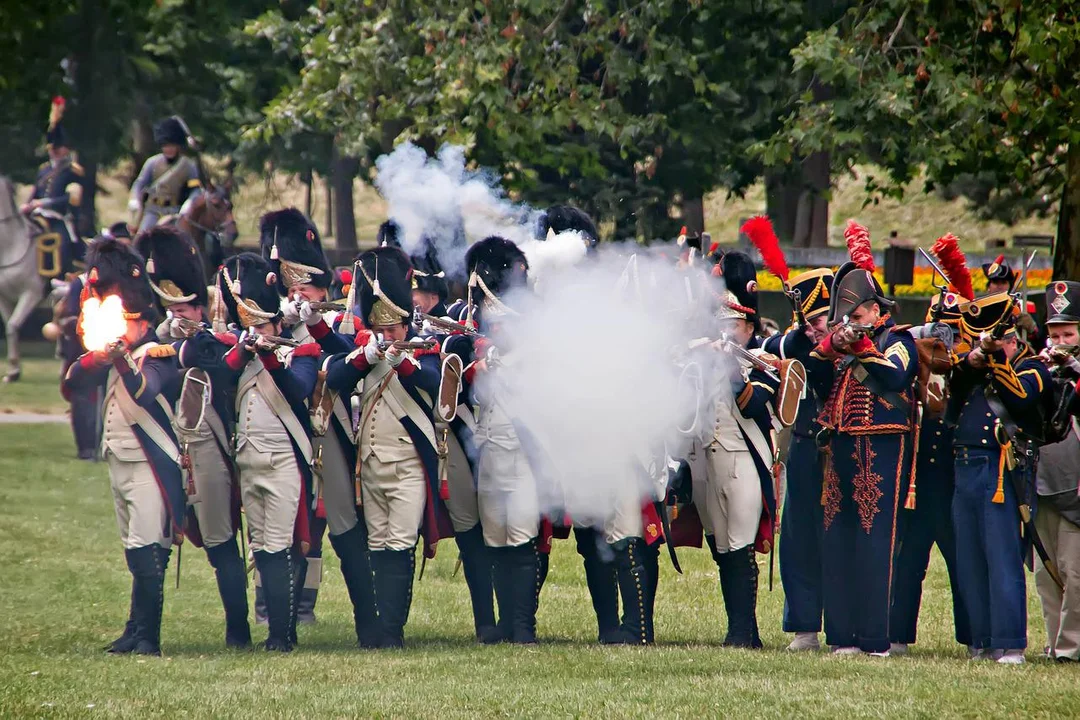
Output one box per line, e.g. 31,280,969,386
163,183,238,281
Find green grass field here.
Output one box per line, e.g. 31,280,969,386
0,342,67,415
0,416,1076,719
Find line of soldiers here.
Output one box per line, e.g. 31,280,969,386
59,202,1080,660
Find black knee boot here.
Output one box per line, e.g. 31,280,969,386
329,524,379,648
290,554,308,646
509,540,540,644
104,585,138,654
709,537,761,649
641,540,660,643
490,546,513,643
612,538,653,645
253,547,295,652
370,548,416,648
575,528,621,643
125,544,169,656
205,538,252,648
455,524,498,643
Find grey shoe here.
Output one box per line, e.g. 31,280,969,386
787,632,821,651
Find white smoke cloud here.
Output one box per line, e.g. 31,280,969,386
476,244,736,525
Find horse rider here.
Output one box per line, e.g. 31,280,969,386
21,97,86,278
128,116,203,232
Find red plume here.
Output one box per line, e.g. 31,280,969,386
993,254,1005,264
931,233,974,301
340,268,353,285
844,219,874,271
740,215,788,282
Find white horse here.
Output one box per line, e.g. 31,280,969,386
0,176,45,382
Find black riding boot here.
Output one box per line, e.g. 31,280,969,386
290,553,308,646
125,544,170,656
370,547,416,648
641,540,660,643
328,524,379,648
575,527,621,643
509,540,540,644
709,537,761,649
253,547,295,652
456,524,498,643
611,538,654,645
205,538,252,648
490,546,513,643
105,586,138,653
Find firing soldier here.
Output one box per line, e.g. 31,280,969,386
949,291,1051,663
137,226,252,649
54,224,133,459
63,238,185,656
443,237,546,644
1033,281,1080,661
889,235,974,657
22,97,86,280
811,221,918,657
690,250,780,649
218,252,321,652
261,208,379,646
128,116,202,232
325,247,449,649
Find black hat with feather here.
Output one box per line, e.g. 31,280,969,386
259,207,332,296
135,226,208,312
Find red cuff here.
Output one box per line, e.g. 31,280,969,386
214,332,238,346
396,358,417,377
850,336,874,355
816,333,838,358
463,361,479,385
260,352,283,371
224,345,249,371
354,329,374,348
79,352,102,370
308,319,330,340
349,352,370,371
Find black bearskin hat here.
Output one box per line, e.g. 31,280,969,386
1047,280,1080,326
45,97,68,149
466,236,529,300
411,243,448,301
377,219,402,248
101,222,132,242
539,205,599,248
260,207,331,295
355,246,414,328
714,250,760,332
216,252,282,329
86,238,156,321
153,116,187,147
134,226,208,312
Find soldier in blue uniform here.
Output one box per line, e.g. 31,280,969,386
889,289,973,656
761,268,834,651
949,293,1052,663
811,222,919,656
262,208,379,646
22,97,86,277
218,253,322,652
138,226,252,649
63,238,185,656
981,255,1016,295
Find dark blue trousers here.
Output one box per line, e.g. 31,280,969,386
781,434,824,633
890,449,971,645
952,447,1027,651
822,433,907,653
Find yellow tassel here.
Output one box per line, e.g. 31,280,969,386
904,480,917,510
992,446,1008,504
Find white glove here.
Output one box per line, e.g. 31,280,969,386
280,299,301,326
385,344,406,367
299,301,322,327
238,329,256,352
168,317,188,339
363,333,383,365
127,198,141,213
420,319,436,336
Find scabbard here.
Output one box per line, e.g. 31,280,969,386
655,500,682,574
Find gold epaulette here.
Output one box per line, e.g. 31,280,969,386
70,162,85,176
146,344,177,358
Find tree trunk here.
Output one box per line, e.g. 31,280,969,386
1055,142,1080,281
330,142,358,252
129,99,155,184
765,170,801,244
681,194,705,239
796,148,830,248
324,173,333,239
72,0,102,237
303,168,313,218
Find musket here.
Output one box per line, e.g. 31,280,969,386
1019,250,1037,342
245,328,301,349
838,315,875,342
378,339,437,352
420,312,481,336
1045,343,1080,364
168,313,208,338
785,286,808,330
308,301,347,313
918,247,951,292
713,333,781,383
